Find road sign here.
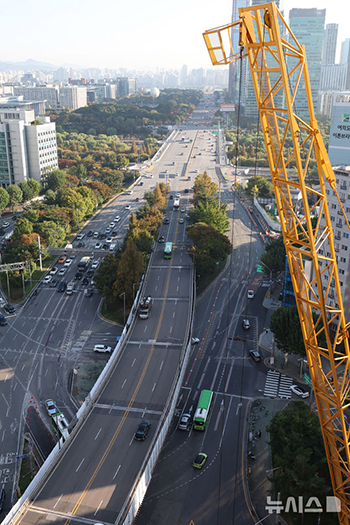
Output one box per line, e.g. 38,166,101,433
304,373,311,386
257,264,265,273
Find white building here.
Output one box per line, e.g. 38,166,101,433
328,92,350,166
13,85,87,110
0,107,58,186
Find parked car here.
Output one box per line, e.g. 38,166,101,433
192,452,207,469
134,420,151,441
178,414,191,431
4,303,15,314
45,399,57,416
249,350,261,362
94,344,112,353
290,385,309,398
0,315,7,326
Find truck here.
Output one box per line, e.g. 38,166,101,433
109,243,117,252
78,256,90,272
173,199,180,210
138,296,152,319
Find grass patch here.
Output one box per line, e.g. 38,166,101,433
101,297,129,325
18,440,36,495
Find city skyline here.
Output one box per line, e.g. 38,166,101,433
1,0,350,71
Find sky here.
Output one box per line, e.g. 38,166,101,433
1,0,350,71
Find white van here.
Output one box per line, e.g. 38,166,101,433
109,244,116,252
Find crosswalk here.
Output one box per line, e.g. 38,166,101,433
263,369,292,399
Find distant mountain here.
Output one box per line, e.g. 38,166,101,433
0,59,58,71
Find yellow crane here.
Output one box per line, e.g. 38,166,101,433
203,3,350,523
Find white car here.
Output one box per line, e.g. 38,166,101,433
106,237,112,244
125,205,131,210
290,385,309,398
95,242,102,249
127,190,133,195
247,289,255,299
191,337,200,345
43,275,52,284
109,222,115,228
2,222,10,228
58,268,66,276
91,259,100,269
45,399,57,416
50,267,58,275
76,233,85,240
115,216,121,222
94,344,112,353
64,259,72,267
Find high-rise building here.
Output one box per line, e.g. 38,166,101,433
0,108,58,186
228,0,250,105
328,91,350,165
322,23,338,65
340,39,350,65
288,8,325,118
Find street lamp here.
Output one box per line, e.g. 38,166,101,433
119,292,126,326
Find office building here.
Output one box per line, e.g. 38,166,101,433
228,0,250,105
0,107,58,186
340,39,350,65
322,24,338,65
288,8,325,118
328,92,350,166
13,85,87,110
319,64,347,92
318,165,350,319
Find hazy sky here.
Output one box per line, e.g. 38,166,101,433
2,0,349,71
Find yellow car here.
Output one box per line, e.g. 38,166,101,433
192,452,207,469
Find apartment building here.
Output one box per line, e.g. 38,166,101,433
0,107,58,186
13,85,87,110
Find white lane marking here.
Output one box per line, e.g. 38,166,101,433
76,458,85,472
13,334,17,340
95,428,102,440
160,361,164,371
6,408,10,417
236,402,242,415
13,382,17,391
45,369,48,376
176,286,179,291
4,375,8,382
53,494,63,509
129,436,134,446
152,383,156,392
131,358,136,367
173,311,175,318
144,326,147,332
155,286,158,292
113,465,121,480
2,430,5,441
21,364,25,371
121,379,127,389
94,500,103,516
169,326,173,333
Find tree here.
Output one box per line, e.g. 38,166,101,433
27,179,41,198
188,200,229,234
45,169,66,191
94,252,121,304
18,182,35,202
36,221,66,246
113,240,145,306
245,175,273,198
0,187,9,213
7,185,23,211
267,402,333,518
260,236,286,275
12,217,33,241
270,305,327,360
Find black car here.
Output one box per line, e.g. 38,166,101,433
86,269,95,278
0,315,7,326
77,242,85,248
50,279,59,288
75,272,82,281
169,194,173,199
184,188,189,193
82,277,89,286
163,217,170,225
100,233,106,240
4,303,15,314
87,230,93,237
134,420,151,441
158,236,165,243
102,243,109,250
249,350,261,362
57,281,67,293
0,228,5,236
111,230,117,237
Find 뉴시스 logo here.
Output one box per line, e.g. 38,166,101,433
266,495,341,515
342,114,350,123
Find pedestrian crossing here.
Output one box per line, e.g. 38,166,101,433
263,369,292,399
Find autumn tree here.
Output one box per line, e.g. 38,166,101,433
113,240,145,307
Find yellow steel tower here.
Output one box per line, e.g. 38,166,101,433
203,3,350,523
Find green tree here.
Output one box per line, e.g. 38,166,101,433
94,252,121,304
188,200,229,234
0,187,9,213
12,217,33,241
27,179,41,198
7,185,23,211
267,402,333,520
36,220,66,246
245,175,273,198
260,236,286,275
113,240,145,307
18,182,35,202
45,169,66,191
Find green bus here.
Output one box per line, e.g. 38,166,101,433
193,390,214,430
164,242,173,259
